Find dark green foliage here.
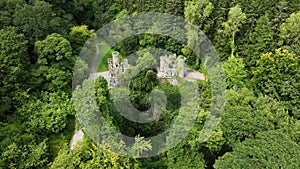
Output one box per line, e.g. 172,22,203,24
214,130,300,169
129,69,160,111
242,15,275,68
13,1,67,46
2,0,300,168
221,88,274,146
0,27,29,119
0,0,26,29
33,33,75,92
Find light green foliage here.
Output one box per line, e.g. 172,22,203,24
203,127,226,153
252,48,300,117
214,130,300,169
279,11,300,54
183,0,214,68
70,25,95,55
128,135,152,158
222,55,248,88
50,139,140,169
17,92,73,134
184,0,214,30
0,140,49,169
221,4,246,57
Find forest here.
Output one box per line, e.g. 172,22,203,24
1,0,300,168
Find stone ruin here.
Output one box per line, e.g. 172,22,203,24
108,52,129,87
108,52,186,87
157,54,186,85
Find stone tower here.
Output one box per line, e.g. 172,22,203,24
112,51,119,67
179,57,186,78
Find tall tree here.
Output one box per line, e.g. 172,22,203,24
183,0,214,68
184,0,214,31
220,4,246,57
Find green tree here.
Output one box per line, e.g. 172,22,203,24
0,27,29,119
71,0,115,28
34,33,75,92
221,88,274,145
50,139,140,169
183,0,214,68
13,1,67,45
242,15,275,68
220,4,246,57
166,108,208,169
214,130,300,169
19,92,74,134
222,55,248,88
184,0,214,31
279,11,300,54
252,48,300,117
69,25,95,55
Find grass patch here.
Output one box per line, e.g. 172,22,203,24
97,44,125,72
48,115,75,162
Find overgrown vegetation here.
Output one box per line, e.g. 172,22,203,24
1,0,300,168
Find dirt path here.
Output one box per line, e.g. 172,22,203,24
70,43,103,149
89,42,102,73
70,130,84,149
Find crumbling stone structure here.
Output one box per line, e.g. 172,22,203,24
108,52,129,87
108,52,186,87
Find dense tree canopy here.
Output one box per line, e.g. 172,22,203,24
1,0,300,168
0,27,29,119
214,130,300,169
